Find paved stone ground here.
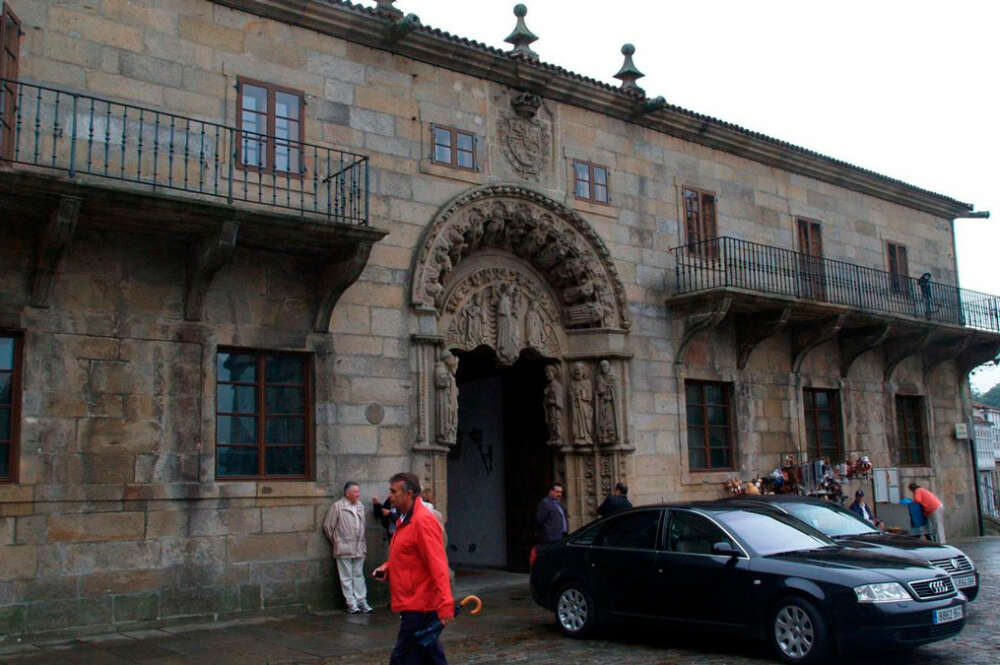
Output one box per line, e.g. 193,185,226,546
1,538,997,665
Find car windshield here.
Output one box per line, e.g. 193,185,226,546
780,502,880,537
716,509,836,556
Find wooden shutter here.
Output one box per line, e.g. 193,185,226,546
0,2,21,160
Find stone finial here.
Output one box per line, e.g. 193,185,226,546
614,43,645,95
375,0,403,18
505,4,539,60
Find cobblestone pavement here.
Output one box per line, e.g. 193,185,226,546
2,537,997,665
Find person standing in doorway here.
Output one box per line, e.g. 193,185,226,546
323,481,373,614
536,482,569,544
372,472,453,665
909,482,946,543
596,482,633,518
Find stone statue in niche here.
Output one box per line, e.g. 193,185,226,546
595,359,620,445
543,364,565,446
524,299,546,350
434,349,459,445
493,282,520,364
569,362,593,446
461,291,486,347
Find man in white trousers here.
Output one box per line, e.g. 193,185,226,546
323,481,372,613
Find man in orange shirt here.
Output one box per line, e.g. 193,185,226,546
908,482,945,543
373,472,453,665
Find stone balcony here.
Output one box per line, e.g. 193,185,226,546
667,236,1000,378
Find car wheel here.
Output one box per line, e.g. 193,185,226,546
554,583,597,638
770,597,830,664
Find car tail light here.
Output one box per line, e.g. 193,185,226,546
529,546,538,569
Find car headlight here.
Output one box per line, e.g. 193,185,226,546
854,583,912,603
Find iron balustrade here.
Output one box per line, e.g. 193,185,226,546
672,236,1000,334
0,78,369,225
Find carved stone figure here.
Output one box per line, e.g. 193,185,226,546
461,291,485,346
595,360,620,445
493,282,520,364
482,201,507,247
569,362,593,446
463,207,485,254
543,364,565,445
434,349,459,445
525,299,546,350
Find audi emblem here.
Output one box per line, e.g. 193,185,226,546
951,558,960,570
929,580,948,594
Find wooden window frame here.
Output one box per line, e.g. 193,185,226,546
895,394,928,467
685,380,735,472
215,347,314,481
572,160,611,204
1,2,22,162
681,186,718,259
0,331,23,484
431,124,476,171
803,388,842,462
887,241,910,295
235,77,306,177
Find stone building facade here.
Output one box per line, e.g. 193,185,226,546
1,0,998,636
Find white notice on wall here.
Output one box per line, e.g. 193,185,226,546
873,467,900,503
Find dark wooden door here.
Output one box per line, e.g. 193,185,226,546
797,218,826,301
0,3,20,160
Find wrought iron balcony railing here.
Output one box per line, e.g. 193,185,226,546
673,236,1000,334
0,78,368,224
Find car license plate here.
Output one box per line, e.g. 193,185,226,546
933,606,963,624
953,574,976,589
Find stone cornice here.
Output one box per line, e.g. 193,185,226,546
214,0,974,220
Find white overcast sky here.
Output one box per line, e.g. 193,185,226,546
370,0,1000,390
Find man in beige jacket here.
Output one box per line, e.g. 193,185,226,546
323,481,372,613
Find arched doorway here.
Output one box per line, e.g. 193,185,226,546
409,184,635,548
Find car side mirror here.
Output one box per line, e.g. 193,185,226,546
712,541,740,557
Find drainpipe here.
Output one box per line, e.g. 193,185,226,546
969,415,985,536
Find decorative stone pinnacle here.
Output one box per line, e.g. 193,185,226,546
505,4,539,61
375,0,403,18
614,43,645,95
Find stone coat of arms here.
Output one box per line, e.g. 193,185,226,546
500,94,550,179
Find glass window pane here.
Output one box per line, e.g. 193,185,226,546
688,446,707,470
686,404,703,426
275,141,289,172
0,443,8,478
594,184,608,203
456,132,473,151
217,415,257,444
433,128,451,148
710,449,730,468
668,511,730,553
817,412,834,429
217,385,256,414
574,162,589,182
241,110,262,135
0,408,9,440
266,416,305,444
575,179,590,199
217,446,258,476
218,353,256,382
0,373,10,404
688,427,704,447
705,384,724,404
709,427,729,447
266,357,304,384
266,386,304,414
596,510,660,549
814,391,829,408
266,446,305,476
275,116,289,139
242,85,267,113
819,430,836,446
275,92,299,119
0,337,13,370
457,149,474,169
685,382,701,404
707,406,727,426
593,167,607,185
434,145,451,163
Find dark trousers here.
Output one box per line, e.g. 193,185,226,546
389,611,448,665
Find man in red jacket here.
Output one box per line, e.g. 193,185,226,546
373,472,453,665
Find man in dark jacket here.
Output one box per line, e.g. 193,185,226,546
536,482,568,544
596,482,633,518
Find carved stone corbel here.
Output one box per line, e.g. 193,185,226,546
674,297,731,364
31,196,81,308
838,324,891,378
923,333,972,379
791,314,846,374
883,329,932,381
957,340,1000,377
184,220,239,321
735,307,791,369
313,241,375,333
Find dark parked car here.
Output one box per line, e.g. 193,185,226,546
717,496,979,601
530,504,966,664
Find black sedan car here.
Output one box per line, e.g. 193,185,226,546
530,504,966,664
718,496,979,601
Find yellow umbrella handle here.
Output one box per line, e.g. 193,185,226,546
459,594,482,616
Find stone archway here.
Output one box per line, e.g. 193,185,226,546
410,184,634,536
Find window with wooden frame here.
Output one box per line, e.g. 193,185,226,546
236,78,304,175
431,125,475,170
216,349,312,480
803,388,842,461
0,333,22,482
0,2,22,161
887,242,910,294
573,161,610,204
895,395,927,466
685,380,734,471
682,187,717,258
